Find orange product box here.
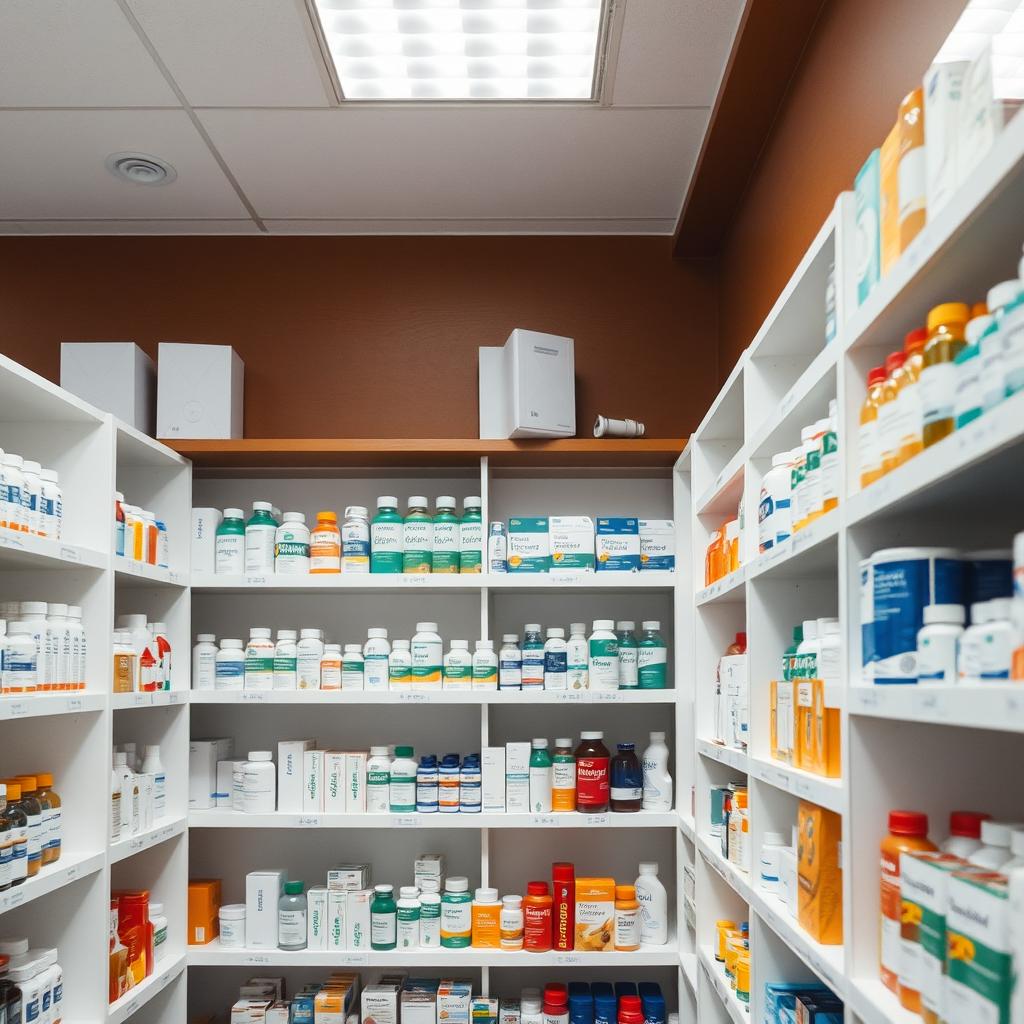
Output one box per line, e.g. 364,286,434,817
188,878,222,945
898,88,927,250
880,121,901,273
574,877,615,952
794,678,816,772
797,801,843,945
811,679,841,779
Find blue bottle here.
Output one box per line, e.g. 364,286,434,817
416,755,438,813
591,984,615,1024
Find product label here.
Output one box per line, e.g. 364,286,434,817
432,520,460,573
310,527,341,572
215,534,244,574
411,638,442,687
398,906,420,948
618,644,638,687
637,646,667,688
1005,319,1024,395
954,352,982,427
342,523,370,570
388,655,411,686
342,657,364,689
214,658,244,690
507,517,551,573
320,656,342,690
499,653,522,689
244,647,274,689
279,909,307,946
367,768,390,812
296,649,323,689
371,521,403,562
371,910,396,946
858,419,879,482
897,382,922,452
403,518,433,573
821,430,839,504
460,521,483,572
917,631,958,683
245,527,276,574
552,759,576,808
543,649,567,689
521,644,545,688
444,659,472,688
575,756,609,808
390,776,416,813
275,539,309,563
614,907,639,949
472,659,498,688
364,653,389,691
440,899,472,945
921,362,956,427
588,637,619,691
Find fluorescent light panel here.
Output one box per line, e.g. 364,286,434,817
312,0,605,100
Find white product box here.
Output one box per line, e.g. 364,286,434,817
137,774,154,830
505,742,531,813
437,980,472,1024
246,870,287,949
779,847,798,918
595,517,641,572
345,752,367,813
362,985,400,1024
958,45,1020,188
156,342,244,439
499,999,521,1024
189,738,233,810
323,751,347,814
414,854,445,891
327,889,348,950
329,864,371,891
507,517,550,574
266,1006,290,1024
402,988,437,1024
549,516,595,574
216,759,245,808
346,888,372,949
60,341,155,434
478,328,575,439
191,507,221,575
924,60,969,220
308,886,329,950
721,653,748,749
303,749,324,813
248,979,285,1001
639,519,676,572
481,747,506,813
277,740,315,813
231,1000,272,1024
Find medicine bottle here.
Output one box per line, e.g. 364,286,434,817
611,743,642,812
440,876,472,948
192,634,217,691
637,621,667,689
438,755,461,813
567,623,589,690
460,754,481,813
341,643,364,690
551,738,576,812
543,628,567,690
958,603,991,684
410,622,442,689
39,468,61,540
895,327,929,463
0,783,26,888
341,505,370,573
66,605,85,689
242,752,276,814
916,604,965,684
296,629,324,690
921,302,969,448
244,628,275,691
215,639,244,691
981,597,1014,680
366,746,391,813
273,629,297,689
759,453,793,552
521,624,545,689
500,894,524,950
389,746,417,813
521,989,543,1024
149,901,168,961
543,984,569,1024
403,497,433,574
32,772,60,865
471,640,498,690
641,731,672,811
636,861,669,945
942,810,990,859
523,881,553,952
460,496,483,573
274,512,310,574
443,640,472,690
432,496,461,574
1,454,25,532
472,887,501,948
278,881,307,950
954,312,991,429
968,820,1020,869
310,511,341,573
215,508,245,575
588,621,619,691
244,502,277,574
574,732,610,813
371,884,397,950
397,886,421,948
529,739,553,814
13,777,42,877
363,628,390,691
416,755,439,813
141,749,165,820
499,634,522,690
878,351,906,475
371,496,403,574
613,885,640,951
20,460,40,535
388,639,411,687
4,622,37,694
488,522,508,573
615,622,638,689
419,880,441,946
617,995,643,1024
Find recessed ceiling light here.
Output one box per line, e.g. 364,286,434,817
309,0,607,101
105,152,177,186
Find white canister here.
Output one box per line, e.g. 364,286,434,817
219,903,247,947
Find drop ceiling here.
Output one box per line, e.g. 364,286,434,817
0,0,745,236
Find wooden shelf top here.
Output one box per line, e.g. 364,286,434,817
162,437,686,470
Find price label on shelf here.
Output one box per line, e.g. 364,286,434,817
7,702,27,718
919,692,948,718
856,687,880,709
531,815,557,827
340,952,369,965
556,953,582,965
594,691,622,702
65,864,78,881
60,545,79,562
129,836,145,852
169,570,184,585
245,576,269,587
555,691,582,702
298,816,320,828
245,954,272,965
793,777,813,799
585,814,609,827
66,697,84,712
401,575,429,587
134,693,149,706
395,816,419,828
0,535,23,550
398,692,428,703
241,692,266,703
121,997,140,1016
779,387,798,420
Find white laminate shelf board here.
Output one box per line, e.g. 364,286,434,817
698,946,748,1024
106,952,186,1024
114,557,187,587
695,567,746,606
189,810,679,829
0,693,104,720
0,532,106,571
695,448,745,517
745,510,839,582
0,851,105,915
746,756,845,815
190,573,672,593
111,691,188,710
696,835,753,904
696,738,749,773
189,689,676,705
109,817,187,864
848,684,1024,733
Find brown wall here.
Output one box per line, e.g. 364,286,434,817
0,236,715,440
716,0,966,371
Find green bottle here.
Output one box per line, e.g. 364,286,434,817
459,497,482,574
370,883,397,950
440,876,472,948
637,620,668,689
783,625,803,681
616,620,638,689
432,496,461,574
244,501,278,575
214,507,245,574
371,495,403,574
403,496,432,574
529,738,553,813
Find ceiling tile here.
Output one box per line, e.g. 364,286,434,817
0,111,250,219
612,0,746,107
126,0,332,107
262,218,673,235
200,107,709,224
6,220,260,234
0,0,177,107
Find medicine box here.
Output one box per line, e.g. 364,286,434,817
595,518,640,572
362,984,400,1024
505,742,531,813
499,999,521,1024
797,802,842,945
156,342,244,439
924,61,969,221
191,508,221,575
303,749,324,812
414,854,445,891
574,877,615,952
266,1005,290,1024
507,517,551,573
189,738,234,810
401,988,437,1024
639,519,675,572
216,759,244,808
277,740,314,813
437,980,473,1024
327,890,347,950
345,752,366,812
346,889,373,949
854,149,881,306
880,122,900,274
328,864,371,891
472,998,498,1024
232,999,272,1024
308,886,329,950
188,878,221,945
323,751,346,814
60,341,155,434
248,979,285,1001
246,870,287,949
481,748,505,813
549,516,595,573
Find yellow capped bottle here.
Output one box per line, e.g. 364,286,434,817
921,302,969,448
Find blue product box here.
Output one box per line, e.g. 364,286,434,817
596,517,640,572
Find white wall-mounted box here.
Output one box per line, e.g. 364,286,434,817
60,341,155,433
157,342,244,439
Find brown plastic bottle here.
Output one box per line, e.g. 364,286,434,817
0,787,11,891
574,732,610,813
921,302,969,448
10,778,41,878
1,782,28,886
33,772,61,865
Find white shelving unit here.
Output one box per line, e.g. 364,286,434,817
679,109,1024,1024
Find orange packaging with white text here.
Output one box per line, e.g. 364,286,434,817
574,877,614,952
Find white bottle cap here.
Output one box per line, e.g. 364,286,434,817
970,602,992,624
987,598,1012,620
502,894,522,907
20,601,47,616
22,460,40,474
369,746,390,756
416,622,438,633
196,633,217,643
521,990,542,1014
299,628,322,639
345,505,368,519
393,640,410,650
801,619,818,640
377,496,398,508
966,314,993,345
763,831,788,847
375,883,394,894
47,603,68,617
475,640,493,650
2,454,22,468
556,737,572,747
923,604,965,625
0,937,28,956
502,634,519,643
987,280,1020,313
981,820,1022,848
249,627,272,639
616,621,635,631
114,752,127,766
247,751,273,762
531,738,548,748
283,511,305,523
592,619,614,631
642,621,661,631
224,508,245,520
464,496,482,509
475,887,499,902
771,452,790,467
323,643,340,653
570,622,586,633
252,501,273,512
400,886,419,899
67,605,82,620
546,627,565,639
40,469,58,483
580,730,604,740
145,745,160,757
525,623,541,633
451,640,469,650
368,627,388,639
408,496,428,508
445,876,469,893
1010,829,1024,857
221,639,243,649
436,496,456,509
638,861,659,875
276,630,296,640
649,731,666,743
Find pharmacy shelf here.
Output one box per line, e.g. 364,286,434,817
845,979,919,1024
680,811,695,842
107,951,186,1024
845,389,1024,526
111,690,188,711
698,946,748,1024
187,938,682,968
695,567,746,606
848,684,1024,733
0,693,105,720
680,951,697,994
696,738,748,773
745,510,839,582
482,572,674,591
189,688,676,705
189,810,679,829
696,835,753,904
114,556,187,588
747,756,844,815
0,850,105,915
695,448,745,518
754,891,846,997
109,816,188,864
0,531,106,571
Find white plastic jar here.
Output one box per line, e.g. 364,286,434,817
66,605,85,689
388,640,411,688
968,819,1022,869
498,634,522,690
215,639,245,691
916,604,965,683
543,627,568,690
296,628,324,690
2,454,26,532
20,460,41,535
758,452,793,552
219,904,247,947
242,751,276,813
588,619,619,691
341,505,370,573
443,640,472,690
4,621,38,694
759,831,788,895
244,628,275,691
38,468,61,540
958,602,991,684
342,644,365,690
275,512,310,574
149,901,168,961
366,746,391,813
363,628,391,691
567,622,589,690
320,643,342,690
981,597,1013,681
411,622,442,689
397,886,421,949
273,629,298,689
471,640,498,690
